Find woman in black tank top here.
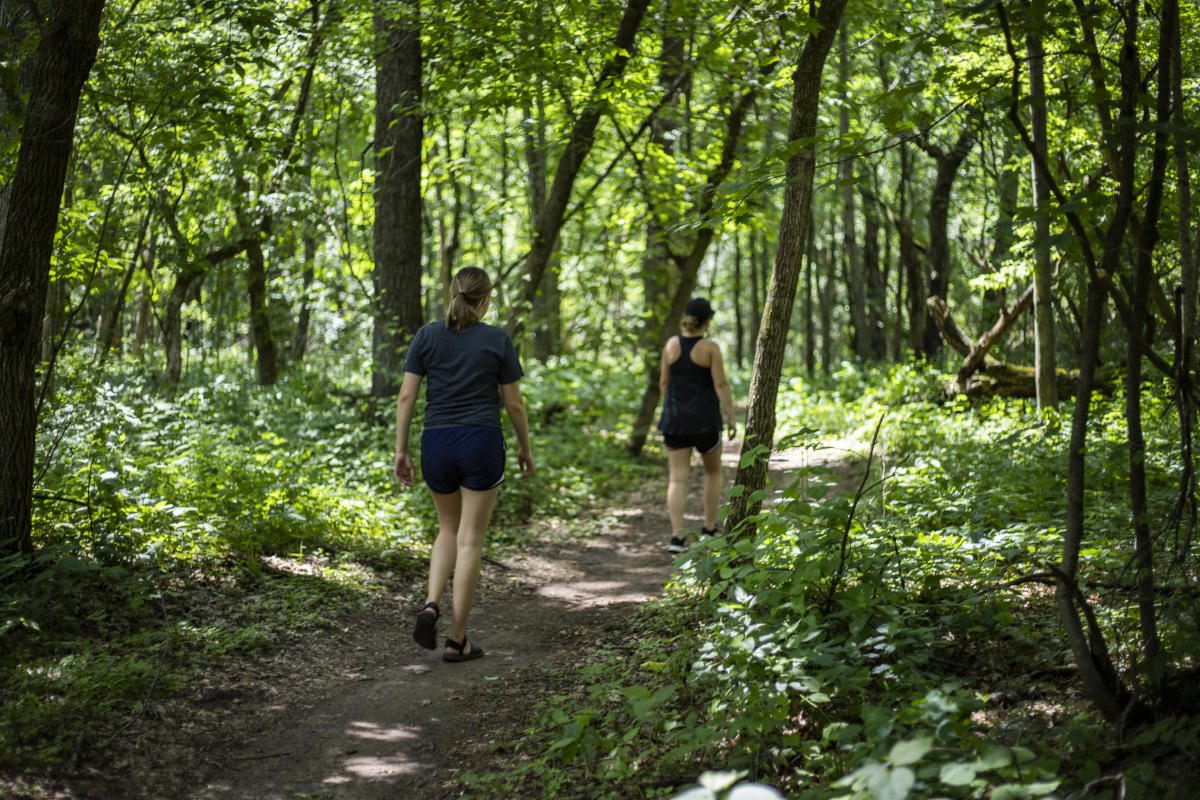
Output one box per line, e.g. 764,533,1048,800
656,298,738,553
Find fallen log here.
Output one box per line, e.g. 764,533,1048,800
953,362,1112,401
926,288,1114,400
952,283,1034,389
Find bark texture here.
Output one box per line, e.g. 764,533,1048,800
0,0,106,556
726,0,847,533
1026,1,1059,409
372,0,424,398
916,120,976,355
838,25,867,358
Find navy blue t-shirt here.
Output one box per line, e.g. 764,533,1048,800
402,321,524,430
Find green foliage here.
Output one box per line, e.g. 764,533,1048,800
3,358,657,776
469,366,1199,799
31,363,426,572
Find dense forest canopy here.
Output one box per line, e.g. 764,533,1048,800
5,0,1197,388
2,0,1198,796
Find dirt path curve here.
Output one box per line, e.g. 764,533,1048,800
174,438,851,800
188,490,689,799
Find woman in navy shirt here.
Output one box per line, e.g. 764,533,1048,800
394,267,534,661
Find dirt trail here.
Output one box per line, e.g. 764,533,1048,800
107,438,855,800
190,493,677,800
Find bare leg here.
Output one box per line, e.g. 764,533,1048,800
447,486,499,647
700,444,724,530
427,490,462,607
667,448,692,539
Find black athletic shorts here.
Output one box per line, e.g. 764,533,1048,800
421,426,506,494
662,431,720,454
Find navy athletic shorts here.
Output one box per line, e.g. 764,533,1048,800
421,426,506,494
662,431,720,454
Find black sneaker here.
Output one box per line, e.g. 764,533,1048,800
667,536,687,553
700,526,719,537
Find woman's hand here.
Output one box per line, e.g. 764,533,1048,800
394,451,415,487
517,447,535,478
726,417,737,441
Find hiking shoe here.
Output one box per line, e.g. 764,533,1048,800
413,601,438,650
700,526,719,537
667,536,687,554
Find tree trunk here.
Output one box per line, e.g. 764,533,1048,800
983,137,1020,325
887,201,902,362
245,234,277,385
901,217,924,356
627,11,686,450
838,25,867,358
1125,0,1175,687
626,62,769,454
895,144,925,356
733,232,744,368
818,232,834,373
917,120,977,355
292,229,316,362
0,0,106,558
40,276,66,377
509,0,650,340
1172,4,1196,386
523,74,564,362
861,186,885,359
804,224,815,377
1026,0,1059,410
751,230,763,354
164,263,203,393
640,10,685,349
726,0,847,534
372,0,424,398
998,0,1139,722
131,264,151,360
97,208,152,362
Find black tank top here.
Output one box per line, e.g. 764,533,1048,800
658,335,721,435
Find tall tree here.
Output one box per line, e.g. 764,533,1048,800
1172,0,1196,387
507,0,650,340
838,24,868,358
860,183,886,359
626,62,770,453
0,0,106,557
1026,0,1058,409
915,114,977,355
997,0,1145,721
726,0,848,533
372,0,424,398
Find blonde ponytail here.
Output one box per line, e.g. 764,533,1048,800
445,267,493,331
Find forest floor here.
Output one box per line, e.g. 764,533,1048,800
12,436,862,800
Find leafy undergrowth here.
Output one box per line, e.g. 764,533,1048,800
468,364,1200,800
1,356,659,779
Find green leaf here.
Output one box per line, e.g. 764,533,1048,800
939,761,977,786
975,743,1013,771
869,765,915,800
1027,781,1060,795
888,737,933,766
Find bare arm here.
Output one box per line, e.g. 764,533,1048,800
658,339,676,396
393,371,423,486
708,346,738,439
500,381,535,477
